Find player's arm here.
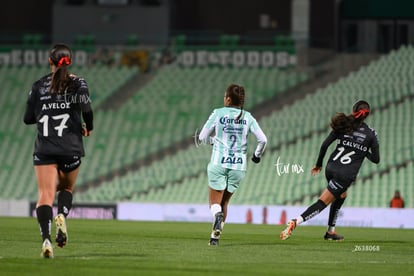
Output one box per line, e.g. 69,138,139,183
366,144,379,164
366,131,380,164
198,110,217,144
250,120,267,163
23,88,36,125
78,78,94,136
313,131,338,171
82,110,93,136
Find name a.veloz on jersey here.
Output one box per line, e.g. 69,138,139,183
42,102,71,110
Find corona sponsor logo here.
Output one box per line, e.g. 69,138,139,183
219,117,246,125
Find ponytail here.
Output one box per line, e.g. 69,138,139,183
330,113,354,134
49,44,72,94
236,86,245,120
225,84,245,120
331,100,371,134
51,64,70,93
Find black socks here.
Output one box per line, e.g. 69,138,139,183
36,191,72,242
328,197,345,227
36,205,53,241
300,199,327,222
57,190,73,218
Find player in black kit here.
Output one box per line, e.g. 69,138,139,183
23,44,93,258
280,100,380,241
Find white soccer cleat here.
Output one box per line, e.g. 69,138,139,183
41,239,54,258
54,214,68,248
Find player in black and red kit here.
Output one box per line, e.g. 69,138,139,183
280,100,380,241
24,43,93,258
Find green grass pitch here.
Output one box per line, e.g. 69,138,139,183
0,217,413,276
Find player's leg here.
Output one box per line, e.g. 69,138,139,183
207,164,226,245
280,188,335,240
209,188,225,245
217,169,243,238
34,163,58,258
218,190,233,235
220,190,233,222
325,191,347,241
54,156,81,247
56,167,79,217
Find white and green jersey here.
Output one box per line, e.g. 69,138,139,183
199,107,267,171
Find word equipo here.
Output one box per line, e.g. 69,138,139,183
274,156,304,176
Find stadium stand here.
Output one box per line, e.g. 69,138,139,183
75,46,413,208
76,65,308,185
0,62,307,202
0,65,138,200
1,46,413,209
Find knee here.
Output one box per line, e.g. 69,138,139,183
38,189,55,205
57,180,74,192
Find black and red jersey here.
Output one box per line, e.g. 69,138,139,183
316,122,380,182
24,73,93,156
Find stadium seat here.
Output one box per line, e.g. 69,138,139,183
2,46,413,208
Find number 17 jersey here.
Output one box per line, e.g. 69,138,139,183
24,73,92,156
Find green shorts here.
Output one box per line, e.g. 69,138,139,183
207,163,246,193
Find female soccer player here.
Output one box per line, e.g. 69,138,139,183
199,84,267,246
280,100,380,241
24,43,93,258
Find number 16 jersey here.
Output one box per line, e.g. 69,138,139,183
316,122,380,183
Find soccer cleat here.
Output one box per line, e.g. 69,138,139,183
41,239,54,258
280,219,297,240
55,214,68,248
212,212,224,238
324,231,344,241
208,238,219,246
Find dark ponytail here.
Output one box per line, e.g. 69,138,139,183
330,100,371,134
330,113,354,134
225,84,245,120
49,44,72,94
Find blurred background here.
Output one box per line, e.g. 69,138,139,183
0,0,413,221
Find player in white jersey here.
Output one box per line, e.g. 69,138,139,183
199,84,267,246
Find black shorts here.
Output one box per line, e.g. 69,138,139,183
325,168,354,198
33,154,81,173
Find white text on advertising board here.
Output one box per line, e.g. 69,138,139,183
177,50,296,68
